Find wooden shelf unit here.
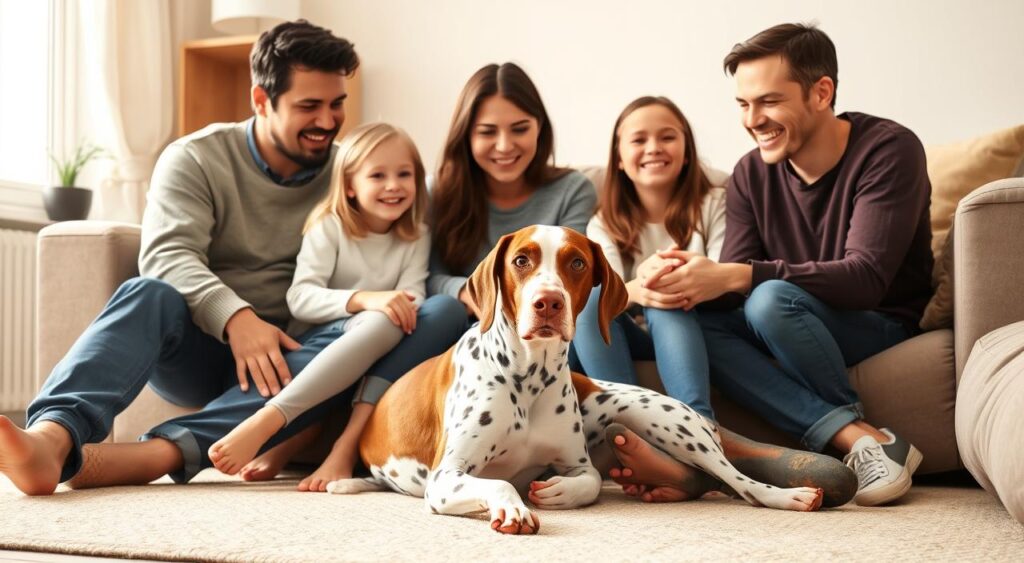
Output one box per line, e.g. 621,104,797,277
178,35,361,138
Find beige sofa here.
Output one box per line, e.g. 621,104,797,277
34,179,1024,482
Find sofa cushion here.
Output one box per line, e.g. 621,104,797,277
920,125,1024,330
956,320,1024,525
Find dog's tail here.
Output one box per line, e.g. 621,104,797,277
326,477,388,495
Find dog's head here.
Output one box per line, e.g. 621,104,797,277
466,225,628,344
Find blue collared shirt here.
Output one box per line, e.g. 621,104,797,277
246,118,323,186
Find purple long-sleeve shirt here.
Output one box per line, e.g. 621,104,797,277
720,112,933,330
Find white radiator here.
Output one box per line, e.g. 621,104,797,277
0,228,37,412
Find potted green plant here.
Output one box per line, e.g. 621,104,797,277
43,143,105,221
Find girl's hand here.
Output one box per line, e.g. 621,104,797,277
635,251,684,291
625,278,689,310
348,290,419,334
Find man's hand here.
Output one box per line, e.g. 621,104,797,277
348,290,419,334
458,286,483,319
224,308,301,397
647,250,752,310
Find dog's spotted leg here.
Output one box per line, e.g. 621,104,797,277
424,368,539,534
528,383,602,510
581,380,823,512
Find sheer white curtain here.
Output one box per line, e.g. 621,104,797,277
80,0,173,223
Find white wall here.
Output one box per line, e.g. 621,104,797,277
303,0,1024,173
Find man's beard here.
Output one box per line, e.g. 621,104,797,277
271,127,338,170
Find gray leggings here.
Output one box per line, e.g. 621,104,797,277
268,311,403,425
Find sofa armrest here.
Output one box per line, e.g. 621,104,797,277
36,221,141,391
954,177,1024,380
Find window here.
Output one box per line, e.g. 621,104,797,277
0,0,51,188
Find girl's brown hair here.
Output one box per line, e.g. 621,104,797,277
304,122,427,241
599,96,712,258
432,62,570,272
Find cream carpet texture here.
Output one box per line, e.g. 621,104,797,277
2,470,1022,562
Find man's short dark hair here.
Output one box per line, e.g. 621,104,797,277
723,23,839,109
250,19,359,107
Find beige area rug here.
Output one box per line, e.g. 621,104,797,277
1,470,1021,562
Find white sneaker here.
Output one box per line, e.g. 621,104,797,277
843,428,923,507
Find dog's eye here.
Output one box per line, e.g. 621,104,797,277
512,255,530,268
571,258,586,271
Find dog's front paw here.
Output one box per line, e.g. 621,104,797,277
528,474,601,509
489,503,540,534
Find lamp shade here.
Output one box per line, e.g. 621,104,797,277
211,0,300,35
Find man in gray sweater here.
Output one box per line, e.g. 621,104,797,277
0,20,461,495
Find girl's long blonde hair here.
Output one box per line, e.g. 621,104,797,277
599,96,712,258
304,122,427,241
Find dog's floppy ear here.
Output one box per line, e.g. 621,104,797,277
588,239,629,345
466,233,514,334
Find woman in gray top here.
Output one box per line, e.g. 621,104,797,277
428,62,596,318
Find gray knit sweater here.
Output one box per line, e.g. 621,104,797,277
139,121,334,341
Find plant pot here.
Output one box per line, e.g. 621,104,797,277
42,186,92,221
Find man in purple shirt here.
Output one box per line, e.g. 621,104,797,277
628,23,932,507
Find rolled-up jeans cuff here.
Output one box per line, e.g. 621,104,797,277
801,402,863,452
141,423,201,484
353,375,392,406
31,411,87,483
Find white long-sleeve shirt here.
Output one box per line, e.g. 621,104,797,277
286,215,430,334
586,187,726,283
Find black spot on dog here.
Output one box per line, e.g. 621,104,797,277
562,383,569,397
514,422,522,430
453,483,464,493
531,387,540,396
595,393,612,404
510,392,518,405
573,422,581,433
686,443,696,452
735,476,745,482
556,404,566,414
417,468,428,479
617,405,629,412
463,406,473,419
527,363,538,376
697,443,709,453
496,352,510,367
514,382,523,394
491,444,496,452
640,397,651,404
676,424,694,438
586,431,599,442
441,498,447,505
494,375,507,384
479,411,493,426
467,464,476,473
656,437,665,444
661,404,675,412
597,413,607,422
411,477,421,486
471,347,480,360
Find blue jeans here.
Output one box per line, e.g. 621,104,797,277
570,285,713,419
700,280,911,452
27,278,465,483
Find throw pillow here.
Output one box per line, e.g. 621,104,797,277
921,124,1024,330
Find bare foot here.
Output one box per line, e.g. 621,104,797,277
0,417,70,496
208,406,285,475
67,438,183,489
605,422,721,503
299,443,357,492
239,423,322,482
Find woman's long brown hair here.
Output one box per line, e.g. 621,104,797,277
432,62,570,272
599,96,712,259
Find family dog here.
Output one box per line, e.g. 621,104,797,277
328,226,824,534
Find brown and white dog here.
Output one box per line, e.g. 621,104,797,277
328,226,823,534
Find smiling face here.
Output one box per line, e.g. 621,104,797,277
253,67,347,178
469,95,540,190
734,56,823,165
346,136,417,234
616,104,687,192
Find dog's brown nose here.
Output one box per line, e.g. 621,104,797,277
532,288,565,319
